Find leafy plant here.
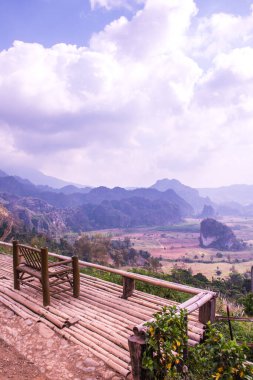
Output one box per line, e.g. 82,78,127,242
142,307,253,380
241,293,253,316
189,322,253,379
142,306,188,379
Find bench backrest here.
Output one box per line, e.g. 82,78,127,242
18,244,42,270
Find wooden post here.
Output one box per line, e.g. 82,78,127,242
176,315,188,374
122,276,135,299
226,305,234,340
13,240,20,290
41,247,50,307
251,266,253,292
199,298,216,324
72,255,80,298
128,334,151,380
183,314,188,360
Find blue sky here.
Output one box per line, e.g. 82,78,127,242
0,1,252,50
0,0,253,187
0,0,143,50
195,0,253,17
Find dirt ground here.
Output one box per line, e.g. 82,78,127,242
0,338,47,380
0,304,125,380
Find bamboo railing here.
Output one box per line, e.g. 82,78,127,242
133,291,216,336
0,240,211,295
0,240,217,380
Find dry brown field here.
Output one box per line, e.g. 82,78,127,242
87,217,253,279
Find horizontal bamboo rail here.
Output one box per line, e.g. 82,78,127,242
133,292,215,336
0,240,211,296
216,316,253,322
0,241,12,249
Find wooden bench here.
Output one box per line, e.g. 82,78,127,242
12,241,80,306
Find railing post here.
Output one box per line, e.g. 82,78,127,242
199,297,216,324
72,255,80,298
41,247,50,307
122,276,135,299
13,240,20,290
251,266,253,292
128,334,151,380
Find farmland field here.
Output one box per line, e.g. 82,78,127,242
87,217,253,279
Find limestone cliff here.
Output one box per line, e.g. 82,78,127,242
199,218,245,251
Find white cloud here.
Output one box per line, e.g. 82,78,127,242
189,10,253,61
1,0,253,187
90,0,197,57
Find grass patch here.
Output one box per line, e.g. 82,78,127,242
154,223,200,233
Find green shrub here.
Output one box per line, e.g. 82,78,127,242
143,306,188,380
241,293,253,316
142,306,253,380
189,323,253,379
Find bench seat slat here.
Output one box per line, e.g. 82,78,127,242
17,264,42,279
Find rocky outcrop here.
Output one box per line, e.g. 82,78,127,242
0,204,14,240
199,218,245,251
199,205,215,218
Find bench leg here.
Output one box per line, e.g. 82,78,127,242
13,240,20,290
42,279,50,307
13,269,20,290
72,256,80,298
41,248,50,306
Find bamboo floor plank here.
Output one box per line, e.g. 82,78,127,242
0,254,205,377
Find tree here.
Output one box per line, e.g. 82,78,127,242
147,257,162,273
73,235,92,262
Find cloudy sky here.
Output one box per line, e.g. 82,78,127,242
0,0,253,188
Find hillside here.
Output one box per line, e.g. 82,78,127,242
65,197,182,232
0,204,14,240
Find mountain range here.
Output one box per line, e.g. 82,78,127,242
198,184,253,206
151,179,253,216
0,172,191,237
1,168,253,239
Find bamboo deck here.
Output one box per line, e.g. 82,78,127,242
0,253,205,377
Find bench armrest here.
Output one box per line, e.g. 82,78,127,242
48,259,72,267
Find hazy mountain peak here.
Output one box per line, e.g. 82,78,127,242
1,167,85,189
151,178,185,192
198,184,253,205
0,170,7,178
150,178,213,214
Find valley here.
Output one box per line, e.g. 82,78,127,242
86,217,253,279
